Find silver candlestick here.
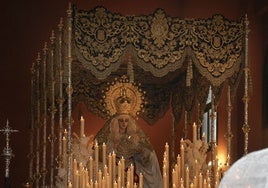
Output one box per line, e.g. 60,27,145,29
0,120,19,179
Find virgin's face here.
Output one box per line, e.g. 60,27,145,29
117,114,129,132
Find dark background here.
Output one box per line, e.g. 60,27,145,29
0,1,72,186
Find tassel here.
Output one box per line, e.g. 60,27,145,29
127,56,134,83
186,58,193,87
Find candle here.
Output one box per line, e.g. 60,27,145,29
177,154,181,179
193,176,197,187
127,169,131,187
139,173,143,188
98,170,102,187
180,140,185,180
121,157,125,186
74,170,79,188
185,166,189,188
165,143,169,187
215,180,219,188
79,165,84,188
94,181,98,188
180,178,184,188
90,179,94,188
79,167,86,187
118,177,121,188
118,161,122,181
113,180,117,188
127,182,130,188
102,143,107,170
108,153,112,185
64,129,68,138
165,142,169,159
193,123,197,143
203,179,207,188
175,164,179,186
62,136,67,168
85,168,89,185
89,156,93,181
102,177,106,188
106,173,111,188
226,154,230,167
198,173,203,188
172,169,176,187
95,141,99,174
112,151,116,182
80,116,85,138
68,182,73,188
130,164,134,187
73,159,77,183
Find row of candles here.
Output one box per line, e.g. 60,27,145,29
163,141,221,188
62,116,86,168
61,117,224,187
62,117,143,188
68,154,143,188
162,123,224,188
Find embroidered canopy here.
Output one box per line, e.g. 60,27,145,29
67,6,246,125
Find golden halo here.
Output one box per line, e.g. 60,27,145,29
104,75,144,117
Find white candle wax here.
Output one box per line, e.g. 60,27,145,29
80,116,85,138
62,136,67,168
102,142,107,170
193,122,197,143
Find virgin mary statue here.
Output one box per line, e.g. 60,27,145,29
95,76,163,188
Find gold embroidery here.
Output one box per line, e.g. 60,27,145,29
151,9,169,48
73,7,244,86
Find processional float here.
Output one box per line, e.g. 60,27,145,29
28,3,251,188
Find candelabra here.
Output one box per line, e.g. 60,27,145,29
0,120,19,187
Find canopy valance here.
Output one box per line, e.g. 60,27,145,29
64,6,246,125
73,6,244,86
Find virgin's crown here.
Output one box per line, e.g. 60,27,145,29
115,86,132,114
104,75,144,117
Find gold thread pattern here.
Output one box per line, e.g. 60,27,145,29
73,7,244,86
